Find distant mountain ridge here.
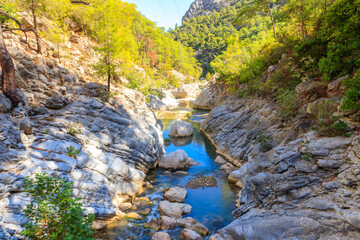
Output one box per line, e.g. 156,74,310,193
183,0,238,21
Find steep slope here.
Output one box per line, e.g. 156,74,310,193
197,76,360,239
0,30,163,236
173,1,241,75
183,0,237,20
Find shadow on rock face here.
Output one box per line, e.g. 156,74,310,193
169,136,193,147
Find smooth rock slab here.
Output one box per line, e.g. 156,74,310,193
158,200,192,219
216,215,324,240
163,187,187,203
169,120,193,137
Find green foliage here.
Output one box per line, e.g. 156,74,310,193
256,133,273,152
301,140,313,160
163,137,171,146
317,0,360,81
276,89,298,119
66,146,81,158
67,123,82,136
315,116,351,137
171,4,240,75
22,173,94,240
6,0,200,94
96,88,118,102
341,74,360,111
0,1,18,24
173,0,359,110
41,129,49,134
149,88,165,100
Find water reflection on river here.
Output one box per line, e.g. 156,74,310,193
104,112,238,240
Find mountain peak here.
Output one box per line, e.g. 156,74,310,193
183,0,236,22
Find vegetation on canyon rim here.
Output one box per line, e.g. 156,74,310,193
0,0,200,98
172,0,360,114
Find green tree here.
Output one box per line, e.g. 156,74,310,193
22,173,95,240
90,0,137,92
236,0,278,41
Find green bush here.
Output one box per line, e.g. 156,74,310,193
66,146,81,158
315,116,350,137
256,134,273,153
317,0,360,81
67,123,82,136
341,74,360,111
301,140,314,161
276,89,298,119
22,173,95,240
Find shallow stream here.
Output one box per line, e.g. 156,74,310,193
104,111,238,239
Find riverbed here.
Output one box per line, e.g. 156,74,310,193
104,111,238,239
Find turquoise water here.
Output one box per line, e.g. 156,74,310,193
104,113,238,239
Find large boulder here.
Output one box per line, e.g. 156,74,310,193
163,187,187,203
171,84,200,99
158,201,192,219
152,232,171,240
177,217,209,236
158,216,176,230
158,150,198,170
169,120,193,137
180,228,202,240
306,98,341,119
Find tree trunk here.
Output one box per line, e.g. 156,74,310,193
31,0,41,54
0,24,21,107
301,1,306,42
107,69,111,93
266,0,277,41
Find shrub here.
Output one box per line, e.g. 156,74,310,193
149,88,165,100
256,133,273,152
22,173,95,240
66,146,81,158
301,140,314,160
341,74,360,111
96,88,118,102
315,116,350,137
317,0,360,81
276,89,298,119
163,137,171,146
67,123,82,136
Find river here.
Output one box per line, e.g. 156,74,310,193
104,111,238,239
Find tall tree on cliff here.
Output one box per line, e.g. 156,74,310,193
90,0,136,93
0,9,25,107
236,0,278,41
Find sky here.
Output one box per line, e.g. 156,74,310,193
124,0,194,30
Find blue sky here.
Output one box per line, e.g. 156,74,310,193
124,0,194,30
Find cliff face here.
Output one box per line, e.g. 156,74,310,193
0,24,164,236
183,0,237,21
197,76,360,239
